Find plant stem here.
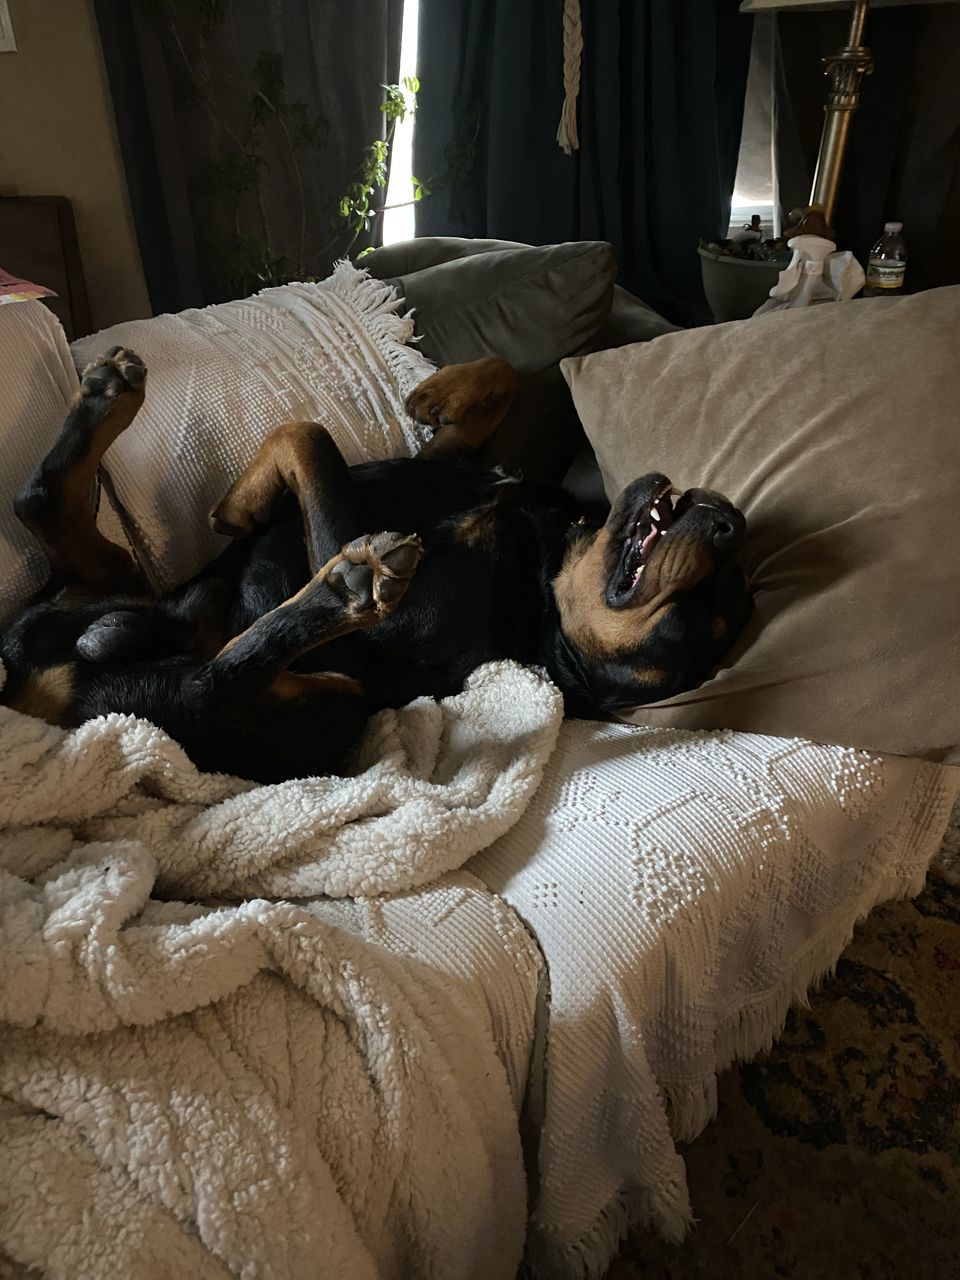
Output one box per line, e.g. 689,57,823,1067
232,77,310,277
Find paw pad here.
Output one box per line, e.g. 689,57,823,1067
80,347,147,399
328,531,422,612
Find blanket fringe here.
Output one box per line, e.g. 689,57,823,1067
523,777,951,1280
524,870,928,1280
525,1179,692,1280
278,261,437,456
327,260,435,394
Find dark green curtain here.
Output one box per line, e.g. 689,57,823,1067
95,0,402,313
413,0,753,324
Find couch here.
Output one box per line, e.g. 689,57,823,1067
1,244,957,1280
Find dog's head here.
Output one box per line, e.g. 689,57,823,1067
550,473,752,715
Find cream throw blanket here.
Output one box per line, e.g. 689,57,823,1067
471,721,960,1278
0,661,562,1279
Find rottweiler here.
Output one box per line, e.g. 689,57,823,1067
0,347,751,782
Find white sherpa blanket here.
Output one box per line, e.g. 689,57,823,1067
0,661,562,1279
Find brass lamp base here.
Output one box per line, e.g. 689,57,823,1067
808,0,874,228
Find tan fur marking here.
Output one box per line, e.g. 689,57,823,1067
631,666,668,688
269,671,363,701
553,529,715,662
552,531,663,661
454,505,498,550
13,665,75,725
211,421,329,537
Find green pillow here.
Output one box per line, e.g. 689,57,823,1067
363,236,527,278
374,241,617,376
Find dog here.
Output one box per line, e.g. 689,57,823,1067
0,347,752,783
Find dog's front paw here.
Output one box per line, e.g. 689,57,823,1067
327,531,422,614
79,347,147,400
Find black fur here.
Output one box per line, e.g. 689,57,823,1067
2,381,752,784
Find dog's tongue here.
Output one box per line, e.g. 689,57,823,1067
640,527,660,558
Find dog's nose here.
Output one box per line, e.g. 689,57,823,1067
708,506,744,552
682,495,743,549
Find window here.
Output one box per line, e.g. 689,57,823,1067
730,14,778,239
382,0,420,246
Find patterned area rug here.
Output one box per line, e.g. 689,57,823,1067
606,842,960,1280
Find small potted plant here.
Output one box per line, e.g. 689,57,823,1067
698,219,791,322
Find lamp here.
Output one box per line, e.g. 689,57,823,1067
739,0,959,228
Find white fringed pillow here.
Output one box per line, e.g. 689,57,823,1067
71,264,435,591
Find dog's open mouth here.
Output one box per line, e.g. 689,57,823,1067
610,483,676,604
601,475,744,610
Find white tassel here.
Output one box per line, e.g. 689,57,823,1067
556,0,583,154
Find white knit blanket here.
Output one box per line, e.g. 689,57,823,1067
71,263,436,590
471,720,960,1279
0,661,561,1279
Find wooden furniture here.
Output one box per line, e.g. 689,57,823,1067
0,195,91,340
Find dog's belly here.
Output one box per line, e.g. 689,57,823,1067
347,516,558,707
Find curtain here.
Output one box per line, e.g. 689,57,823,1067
413,0,753,325
95,0,403,313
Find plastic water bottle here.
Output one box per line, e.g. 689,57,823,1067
864,222,907,296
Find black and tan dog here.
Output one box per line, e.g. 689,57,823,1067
0,347,751,782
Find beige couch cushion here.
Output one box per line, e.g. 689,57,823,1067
0,302,79,623
561,288,960,763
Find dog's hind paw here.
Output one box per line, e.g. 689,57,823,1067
327,531,422,614
404,358,519,428
79,347,147,400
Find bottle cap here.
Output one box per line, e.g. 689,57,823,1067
884,221,903,233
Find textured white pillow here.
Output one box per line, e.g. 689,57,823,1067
70,265,435,591
0,302,79,624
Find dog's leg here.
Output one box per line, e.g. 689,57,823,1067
210,422,362,572
405,358,520,457
14,347,147,593
187,530,421,704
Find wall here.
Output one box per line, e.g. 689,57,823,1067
0,0,151,332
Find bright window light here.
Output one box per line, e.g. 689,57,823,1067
382,0,420,246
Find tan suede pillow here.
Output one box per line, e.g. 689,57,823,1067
561,287,960,763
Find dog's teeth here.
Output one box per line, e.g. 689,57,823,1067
651,507,661,523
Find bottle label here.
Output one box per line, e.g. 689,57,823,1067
866,260,906,289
